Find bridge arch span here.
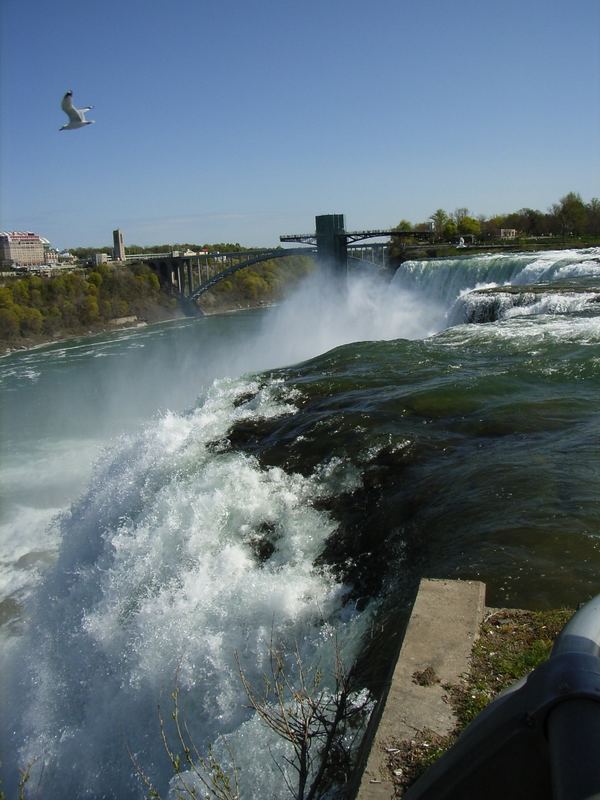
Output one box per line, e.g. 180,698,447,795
188,248,316,301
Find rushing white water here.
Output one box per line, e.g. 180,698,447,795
454,290,600,325
0,270,439,616
1,376,372,797
2,248,599,797
393,247,600,306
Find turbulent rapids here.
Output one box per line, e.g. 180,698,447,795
1,248,600,797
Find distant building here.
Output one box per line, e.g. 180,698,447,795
44,243,59,265
93,252,109,265
113,229,126,261
0,231,47,267
500,229,518,239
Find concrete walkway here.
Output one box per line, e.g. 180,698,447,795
355,578,486,799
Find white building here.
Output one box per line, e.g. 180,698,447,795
0,231,47,267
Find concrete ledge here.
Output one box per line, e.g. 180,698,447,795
355,578,486,799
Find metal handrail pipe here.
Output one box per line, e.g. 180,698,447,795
551,594,600,658
546,594,600,800
548,697,600,800
403,594,600,800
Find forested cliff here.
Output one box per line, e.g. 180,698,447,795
0,256,315,352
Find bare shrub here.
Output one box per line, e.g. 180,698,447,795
133,638,371,800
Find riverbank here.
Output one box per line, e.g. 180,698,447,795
0,253,302,355
0,298,277,357
0,306,185,357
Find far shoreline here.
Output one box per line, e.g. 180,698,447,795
0,315,175,358
0,301,275,358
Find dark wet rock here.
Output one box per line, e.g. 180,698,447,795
245,521,280,564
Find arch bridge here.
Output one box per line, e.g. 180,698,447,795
133,247,316,303
132,214,433,303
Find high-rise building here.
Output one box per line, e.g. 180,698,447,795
0,231,47,267
113,229,126,262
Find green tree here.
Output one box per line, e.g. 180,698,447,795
11,281,30,305
20,307,43,335
443,220,458,240
519,208,546,235
586,198,600,235
29,288,43,307
146,272,160,291
113,299,130,317
60,299,78,326
81,295,100,324
0,287,14,308
551,192,587,235
458,216,481,236
99,299,113,320
43,306,63,334
0,307,19,339
88,271,103,288
430,209,449,237
45,275,66,301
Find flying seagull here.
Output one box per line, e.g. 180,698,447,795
60,90,94,130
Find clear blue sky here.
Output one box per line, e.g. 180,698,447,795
1,0,599,250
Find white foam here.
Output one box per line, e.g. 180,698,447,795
0,439,102,604
503,293,597,318
393,248,600,310
437,312,600,348
2,375,371,798
0,506,61,599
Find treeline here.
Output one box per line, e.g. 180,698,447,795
67,194,599,264
69,242,254,261
0,255,316,348
0,263,177,345
395,192,600,241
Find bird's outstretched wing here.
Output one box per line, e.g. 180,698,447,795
61,91,84,123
